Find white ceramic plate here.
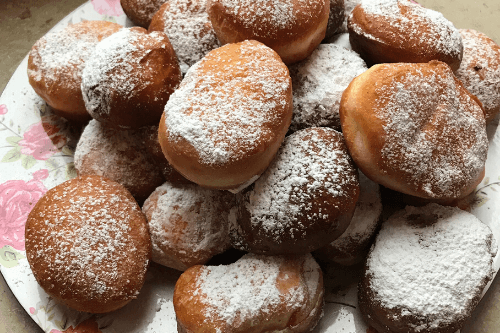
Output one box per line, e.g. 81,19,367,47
1,1,499,332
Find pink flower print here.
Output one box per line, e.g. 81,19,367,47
91,0,124,16
18,120,66,161
0,104,7,115
0,169,48,251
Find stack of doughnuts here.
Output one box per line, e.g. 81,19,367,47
24,0,500,331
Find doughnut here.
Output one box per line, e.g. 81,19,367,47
325,0,345,39
140,125,192,185
455,29,500,122
149,0,221,75
74,119,165,204
142,181,235,271
81,27,182,129
339,61,487,203
174,253,324,333
27,20,122,123
25,175,151,313
359,204,497,333
288,43,367,133
206,0,330,64
230,127,360,255
348,0,463,71
120,0,168,28
313,171,382,265
159,40,292,191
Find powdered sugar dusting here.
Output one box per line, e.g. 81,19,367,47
153,0,220,75
164,40,291,165
245,127,358,239
81,28,168,117
366,204,496,328
29,22,115,89
26,176,149,302
143,181,233,270
374,63,487,199
196,253,320,325
216,0,313,34
455,29,500,120
351,0,462,57
289,44,367,132
74,120,163,201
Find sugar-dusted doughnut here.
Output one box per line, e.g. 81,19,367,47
206,0,330,64
313,171,382,265
455,29,500,122
230,127,360,255
27,20,122,123
348,0,463,70
120,0,168,28
25,175,151,313
288,43,367,133
149,0,220,75
325,0,345,39
159,40,292,191
142,181,235,271
81,27,182,129
359,204,497,333
74,120,165,204
340,61,487,203
174,253,324,332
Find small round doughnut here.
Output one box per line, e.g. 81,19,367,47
325,0,345,39
455,29,500,123
120,0,168,28
74,119,165,204
288,43,367,133
230,127,360,255
206,0,330,64
81,27,182,129
159,40,292,191
313,171,382,265
174,253,324,333
25,175,151,313
359,204,497,333
142,181,235,271
27,20,122,123
149,0,221,75
348,0,463,70
339,61,487,202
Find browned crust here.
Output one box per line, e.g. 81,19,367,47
27,21,122,123
25,175,151,313
207,0,330,64
120,0,168,28
347,3,463,71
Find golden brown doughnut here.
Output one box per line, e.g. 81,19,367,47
230,127,360,255
159,40,292,191
142,181,235,271
348,0,463,70
149,0,221,75
340,61,487,202
81,27,182,129
359,204,496,333
455,29,500,123
120,0,168,28
25,175,151,313
74,120,165,204
27,20,122,123
174,253,324,333
206,0,330,64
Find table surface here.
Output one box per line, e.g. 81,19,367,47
0,0,499,332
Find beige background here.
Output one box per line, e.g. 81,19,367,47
0,0,500,332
